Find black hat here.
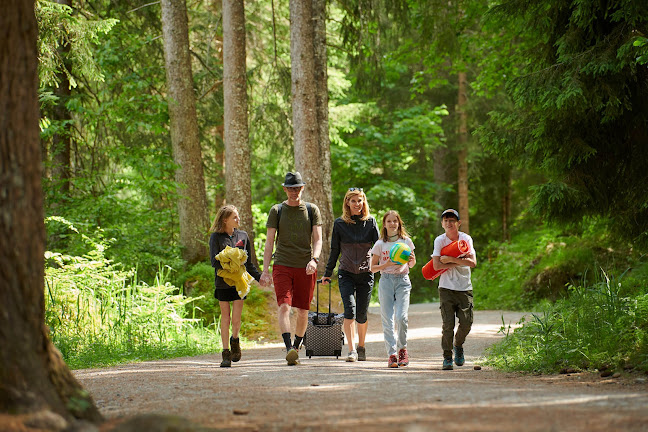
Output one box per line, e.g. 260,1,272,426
441,208,460,220
282,171,306,187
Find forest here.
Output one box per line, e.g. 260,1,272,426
12,0,648,378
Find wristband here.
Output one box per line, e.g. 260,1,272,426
311,257,319,264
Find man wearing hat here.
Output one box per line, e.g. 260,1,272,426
431,208,477,370
260,172,323,365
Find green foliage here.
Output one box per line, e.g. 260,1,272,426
474,217,640,309
45,218,219,369
36,0,118,88
485,268,648,373
480,0,648,246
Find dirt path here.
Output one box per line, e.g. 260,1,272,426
74,303,648,431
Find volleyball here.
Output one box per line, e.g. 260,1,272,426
389,242,411,265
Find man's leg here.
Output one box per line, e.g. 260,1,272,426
295,307,309,338
272,265,296,358
277,302,292,334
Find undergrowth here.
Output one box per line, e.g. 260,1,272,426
484,265,648,373
44,217,269,369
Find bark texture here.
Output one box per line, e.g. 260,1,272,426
457,70,470,234
290,0,332,269
312,0,333,270
222,0,257,266
0,0,101,423
160,0,209,264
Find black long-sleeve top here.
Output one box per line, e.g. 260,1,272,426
209,229,262,290
324,215,380,277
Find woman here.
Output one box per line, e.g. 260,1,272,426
322,188,379,362
209,205,261,367
370,210,416,368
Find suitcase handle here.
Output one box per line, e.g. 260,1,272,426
315,278,333,325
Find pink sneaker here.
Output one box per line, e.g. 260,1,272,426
388,354,398,368
398,348,409,367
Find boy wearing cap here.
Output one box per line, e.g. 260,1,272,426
260,172,323,366
432,209,477,370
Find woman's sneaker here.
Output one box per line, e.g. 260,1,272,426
346,351,358,362
398,348,409,367
388,354,399,368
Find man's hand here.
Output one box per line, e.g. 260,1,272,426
306,259,317,275
260,270,272,287
321,276,331,284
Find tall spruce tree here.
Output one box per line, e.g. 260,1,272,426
480,0,648,245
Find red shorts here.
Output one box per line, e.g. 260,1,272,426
272,264,316,310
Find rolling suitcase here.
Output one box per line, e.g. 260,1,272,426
304,279,345,358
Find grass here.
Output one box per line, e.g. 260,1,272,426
44,218,273,369
481,227,648,374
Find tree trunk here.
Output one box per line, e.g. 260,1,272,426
160,0,209,264
312,0,333,270
290,0,331,269
222,0,258,267
457,70,470,234
0,0,101,424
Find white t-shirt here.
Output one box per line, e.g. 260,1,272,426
371,238,416,275
432,232,475,291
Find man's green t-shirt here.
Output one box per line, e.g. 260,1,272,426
266,202,322,268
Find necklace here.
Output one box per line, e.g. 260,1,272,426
388,234,399,241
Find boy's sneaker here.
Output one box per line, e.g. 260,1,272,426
286,348,300,366
454,345,465,366
357,346,366,361
346,351,358,362
398,348,409,367
388,354,399,368
442,357,453,370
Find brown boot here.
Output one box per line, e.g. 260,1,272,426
220,349,232,368
230,337,241,362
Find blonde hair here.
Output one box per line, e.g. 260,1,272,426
210,205,238,233
341,189,371,224
380,210,410,242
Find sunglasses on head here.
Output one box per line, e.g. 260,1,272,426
348,187,363,192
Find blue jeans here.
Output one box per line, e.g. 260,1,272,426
378,273,411,356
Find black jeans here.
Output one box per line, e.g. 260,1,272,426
439,288,473,358
338,270,374,323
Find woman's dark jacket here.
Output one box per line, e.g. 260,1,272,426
324,215,379,277
209,229,262,292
